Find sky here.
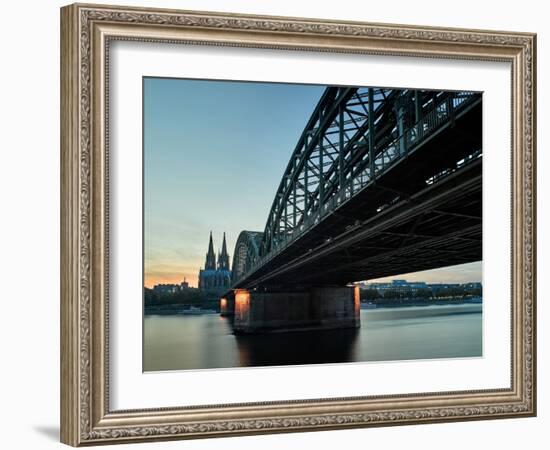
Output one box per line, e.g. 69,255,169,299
143,77,324,287
366,261,482,284
143,78,482,288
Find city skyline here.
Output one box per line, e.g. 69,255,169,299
144,78,482,289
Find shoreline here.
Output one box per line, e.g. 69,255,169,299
144,305,218,316
361,297,482,309
144,298,482,316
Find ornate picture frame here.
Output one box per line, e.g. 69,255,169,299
60,3,536,446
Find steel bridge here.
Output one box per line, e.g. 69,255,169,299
230,86,482,292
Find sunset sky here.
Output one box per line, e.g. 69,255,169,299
143,77,324,287
143,78,482,288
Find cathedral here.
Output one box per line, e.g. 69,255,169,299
198,232,232,295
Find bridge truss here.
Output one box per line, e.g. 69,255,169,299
231,86,482,288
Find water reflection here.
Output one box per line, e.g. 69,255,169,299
234,327,360,367
143,304,482,372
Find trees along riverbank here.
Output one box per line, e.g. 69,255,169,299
144,287,220,314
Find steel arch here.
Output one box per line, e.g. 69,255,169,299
258,87,480,258
230,86,481,288
231,231,263,285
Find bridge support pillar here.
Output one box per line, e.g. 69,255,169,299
220,294,235,317
232,286,360,334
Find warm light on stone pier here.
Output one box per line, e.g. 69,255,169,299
220,295,235,317
226,286,360,334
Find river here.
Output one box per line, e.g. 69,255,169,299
143,303,482,372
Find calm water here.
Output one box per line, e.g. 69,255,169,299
143,304,482,372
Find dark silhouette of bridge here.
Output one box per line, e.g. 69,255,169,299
222,86,482,333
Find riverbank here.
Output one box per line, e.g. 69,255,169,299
144,297,482,315
144,304,218,316
363,303,482,320
361,296,482,309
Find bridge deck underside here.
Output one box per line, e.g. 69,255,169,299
235,101,482,289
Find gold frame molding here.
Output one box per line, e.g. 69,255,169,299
60,2,537,446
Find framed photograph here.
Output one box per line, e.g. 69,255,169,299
60,3,537,446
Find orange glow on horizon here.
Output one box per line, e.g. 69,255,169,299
144,273,199,289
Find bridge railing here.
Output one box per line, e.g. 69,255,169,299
354,92,477,197
234,90,481,285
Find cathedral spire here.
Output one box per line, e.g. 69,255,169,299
221,232,228,256
198,232,232,293
205,231,216,270
218,232,230,271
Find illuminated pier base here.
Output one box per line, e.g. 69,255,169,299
232,286,360,334
220,295,235,317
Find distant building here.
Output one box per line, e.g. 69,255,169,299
462,282,482,290
361,279,482,298
152,283,180,295
363,279,429,294
427,283,461,294
152,277,190,296
198,232,232,297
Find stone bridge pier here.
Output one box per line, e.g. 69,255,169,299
220,292,235,317
226,286,360,334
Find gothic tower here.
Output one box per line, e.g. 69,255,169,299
204,231,216,270
217,232,230,271
198,232,232,294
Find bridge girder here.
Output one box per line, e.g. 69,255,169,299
231,86,482,290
